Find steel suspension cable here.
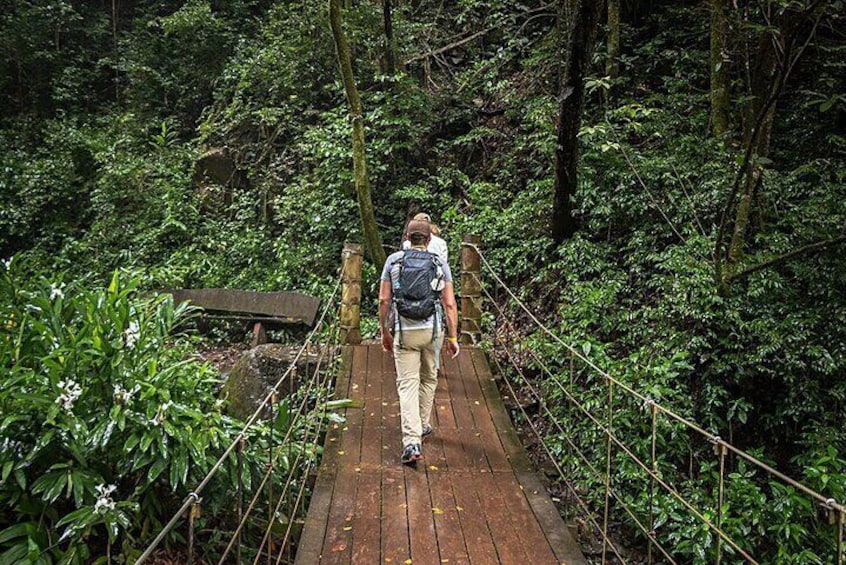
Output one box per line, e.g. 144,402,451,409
274,326,343,565
492,330,630,564
482,272,758,565
217,295,344,564
217,342,332,565
249,335,339,565
484,283,677,564
136,269,345,565
465,242,846,518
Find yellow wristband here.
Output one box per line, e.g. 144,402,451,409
447,336,458,343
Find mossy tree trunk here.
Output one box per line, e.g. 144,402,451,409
606,0,620,80
383,0,395,75
552,0,603,243
722,29,778,283
714,4,825,292
709,0,730,137
329,0,387,267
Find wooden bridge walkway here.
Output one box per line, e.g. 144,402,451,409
295,343,586,565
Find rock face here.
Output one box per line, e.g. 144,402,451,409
222,344,330,421
194,147,246,187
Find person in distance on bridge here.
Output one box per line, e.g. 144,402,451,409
379,218,460,466
401,212,448,263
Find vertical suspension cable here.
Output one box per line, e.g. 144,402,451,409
468,243,844,564
236,437,244,565
602,380,614,565
716,439,727,565
136,265,345,565
648,401,657,565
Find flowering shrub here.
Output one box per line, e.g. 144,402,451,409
0,260,251,563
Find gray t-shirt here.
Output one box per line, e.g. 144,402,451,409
381,249,453,330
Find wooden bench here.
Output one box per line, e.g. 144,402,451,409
165,289,321,346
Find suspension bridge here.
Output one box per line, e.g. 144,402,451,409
135,238,845,565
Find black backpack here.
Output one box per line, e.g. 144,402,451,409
393,249,442,321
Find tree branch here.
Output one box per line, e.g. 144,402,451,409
403,29,490,65
728,235,846,282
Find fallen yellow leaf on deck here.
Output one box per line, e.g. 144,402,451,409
405,560,413,564
343,526,352,531
338,451,345,455
432,508,444,515
455,506,464,512
428,465,439,471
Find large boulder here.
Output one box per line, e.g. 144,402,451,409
221,344,330,421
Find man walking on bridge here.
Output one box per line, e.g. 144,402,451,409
379,218,459,466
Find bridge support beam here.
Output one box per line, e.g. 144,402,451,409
340,242,362,345
460,234,482,345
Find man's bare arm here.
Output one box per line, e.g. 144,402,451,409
379,279,394,352
378,279,392,332
440,282,458,340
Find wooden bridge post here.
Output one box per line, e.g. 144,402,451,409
340,243,362,345
460,234,482,345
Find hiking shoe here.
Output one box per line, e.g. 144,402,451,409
401,443,423,466
421,424,433,439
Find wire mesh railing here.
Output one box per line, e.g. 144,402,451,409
464,241,845,565
135,265,346,565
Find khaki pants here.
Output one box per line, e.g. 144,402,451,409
393,328,442,447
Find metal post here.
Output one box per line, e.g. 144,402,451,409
340,243,362,345
188,498,201,565
236,437,244,565
648,401,657,565
602,380,614,565
267,390,278,565
460,235,482,345
715,438,728,565
569,349,574,386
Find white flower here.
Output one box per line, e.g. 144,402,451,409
55,380,82,412
113,384,139,405
49,284,64,301
123,321,140,349
94,484,117,514
151,401,173,426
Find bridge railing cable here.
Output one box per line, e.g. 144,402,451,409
463,241,845,565
135,265,346,565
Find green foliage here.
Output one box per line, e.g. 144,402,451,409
1,0,845,561
0,263,258,562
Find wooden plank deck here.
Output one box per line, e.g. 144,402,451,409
296,344,586,565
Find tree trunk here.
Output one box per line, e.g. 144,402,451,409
721,32,777,283
606,0,620,80
709,0,730,137
714,3,825,292
552,0,603,243
383,0,395,75
329,0,387,266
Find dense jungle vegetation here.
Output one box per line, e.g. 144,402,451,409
1,0,845,563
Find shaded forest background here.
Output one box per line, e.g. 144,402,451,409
1,0,845,562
